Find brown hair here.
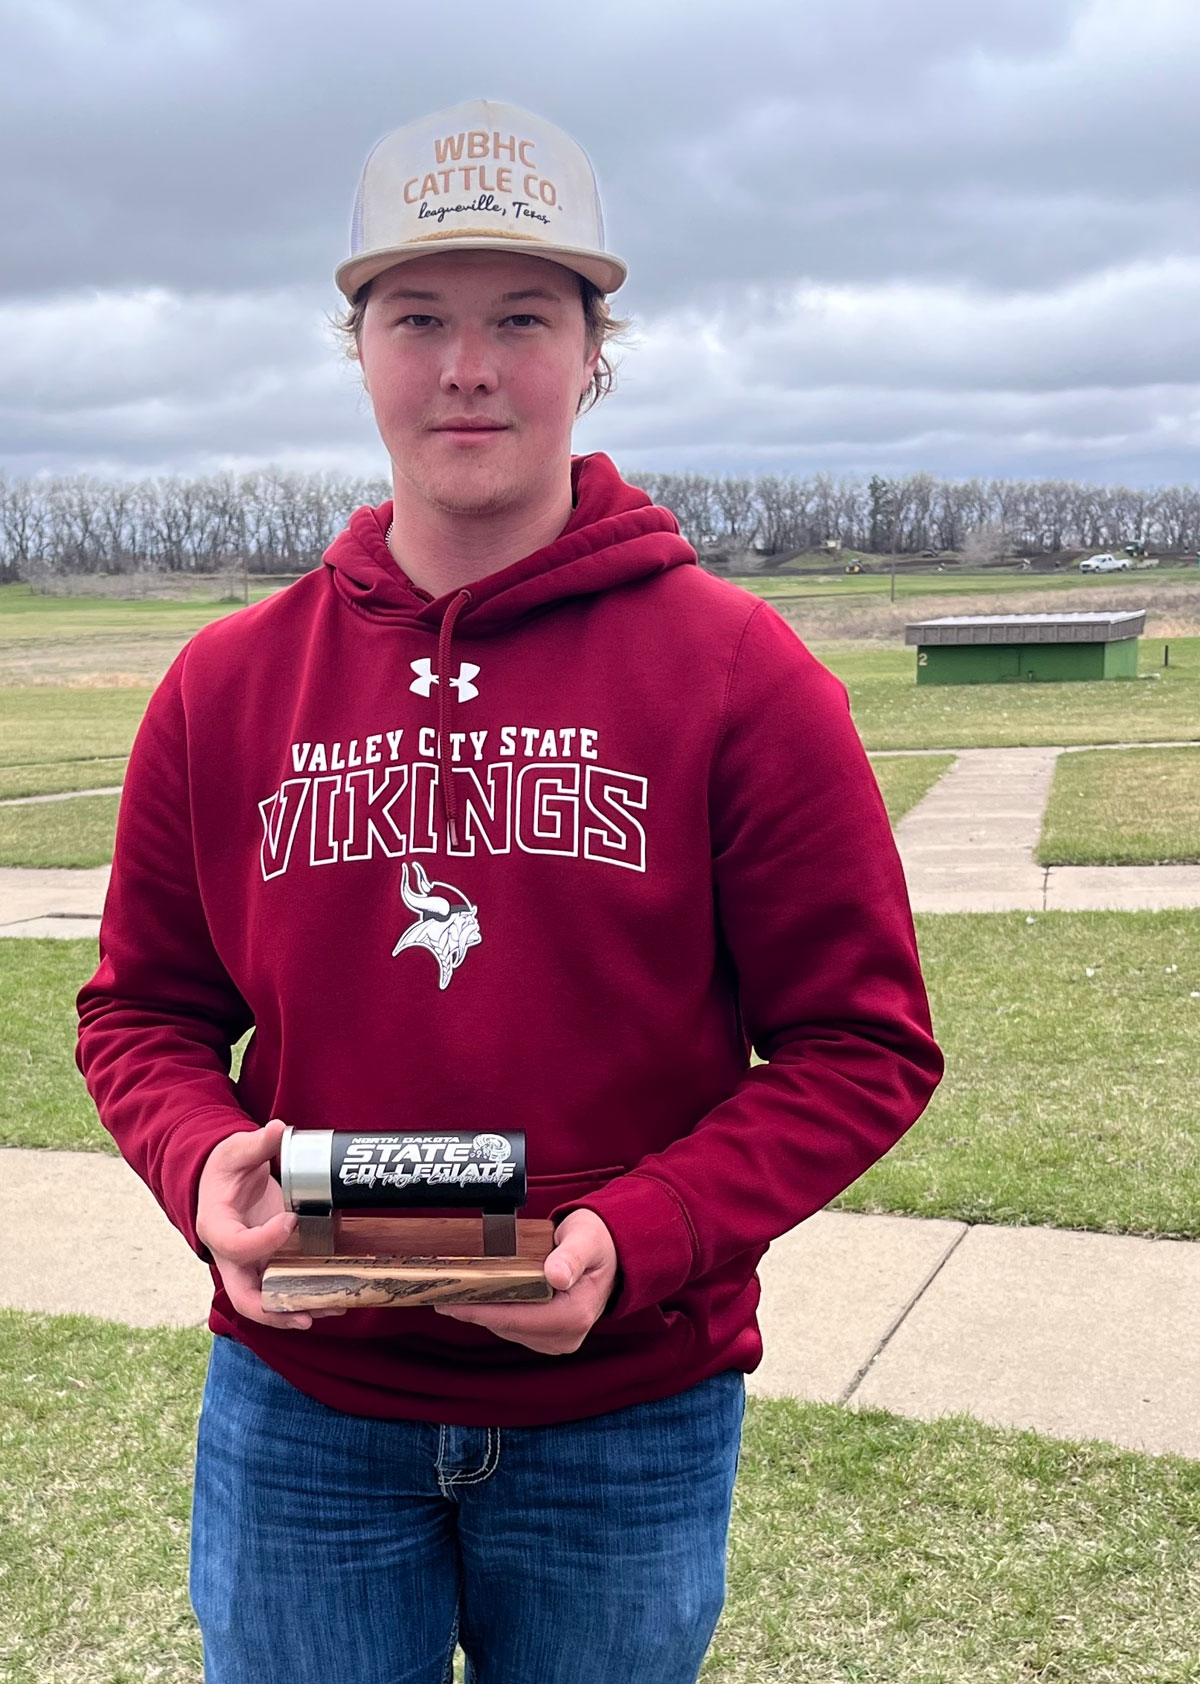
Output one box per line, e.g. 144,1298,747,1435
332,270,627,414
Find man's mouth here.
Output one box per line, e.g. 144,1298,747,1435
430,419,509,433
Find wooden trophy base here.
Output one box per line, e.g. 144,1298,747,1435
260,1216,555,1312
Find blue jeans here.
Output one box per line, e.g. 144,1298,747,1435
190,1334,745,1684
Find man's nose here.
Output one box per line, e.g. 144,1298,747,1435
439,331,500,394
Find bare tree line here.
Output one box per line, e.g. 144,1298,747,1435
633,471,1200,562
3,466,1200,584
0,469,389,584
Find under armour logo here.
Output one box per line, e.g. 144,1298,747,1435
409,658,480,702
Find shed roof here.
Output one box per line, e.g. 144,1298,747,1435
904,611,1146,646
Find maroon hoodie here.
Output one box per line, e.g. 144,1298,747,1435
77,453,941,1425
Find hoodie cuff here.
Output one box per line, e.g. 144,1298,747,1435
154,1107,261,1261
552,1172,697,1319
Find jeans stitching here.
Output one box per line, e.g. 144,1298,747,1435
435,1424,451,1500
448,1425,499,1486
437,1425,499,1493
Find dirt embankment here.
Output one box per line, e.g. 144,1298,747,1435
772,583,1200,642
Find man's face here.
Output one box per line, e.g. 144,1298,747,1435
357,249,601,521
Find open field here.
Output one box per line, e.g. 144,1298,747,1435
0,758,127,801
773,578,1200,642
822,636,1200,749
3,639,1197,774
6,575,1200,686
727,559,1191,592
3,1309,1198,1684
5,584,1200,753
836,910,1200,1238
0,793,121,868
731,562,1200,598
0,755,951,869
11,913,1199,1238
1038,746,1200,866
869,754,954,823
0,687,148,784
0,583,281,687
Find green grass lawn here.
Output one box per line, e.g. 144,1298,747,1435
815,636,1200,750
0,757,127,800
0,688,151,771
0,581,279,638
1,636,1196,774
1,941,104,1150
836,910,1200,1237
9,913,1200,1239
1037,746,1200,866
3,1310,1198,1684
729,565,1200,600
0,739,948,874
0,793,121,867
869,754,954,823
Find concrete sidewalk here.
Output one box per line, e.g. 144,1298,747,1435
895,745,1200,913
4,742,1200,933
2,1144,1196,1460
0,864,108,938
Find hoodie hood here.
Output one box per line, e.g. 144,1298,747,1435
323,452,695,635
322,451,697,849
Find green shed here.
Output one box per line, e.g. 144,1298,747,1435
905,611,1146,686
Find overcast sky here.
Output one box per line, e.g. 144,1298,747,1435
4,0,1200,488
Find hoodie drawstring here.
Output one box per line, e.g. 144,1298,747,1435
436,589,472,849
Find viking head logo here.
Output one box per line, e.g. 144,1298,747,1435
471,1133,511,1163
391,861,481,990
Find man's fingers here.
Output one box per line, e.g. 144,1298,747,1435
218,1255,314,1332
544,1211,615,1293
212,1119,287,1175
543,1239,589,1292
205,1208,295,1265
434,1300,589,1354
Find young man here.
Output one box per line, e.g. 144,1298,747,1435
77,98,942,1683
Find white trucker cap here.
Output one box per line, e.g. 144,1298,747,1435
335,97,627,300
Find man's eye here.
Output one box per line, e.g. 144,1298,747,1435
399,314,437,328
503,314,542,328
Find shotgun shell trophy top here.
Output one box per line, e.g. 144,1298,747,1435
334,97,628,300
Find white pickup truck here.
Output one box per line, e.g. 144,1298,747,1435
1078,553,1132,573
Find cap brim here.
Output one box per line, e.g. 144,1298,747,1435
335,238,627,300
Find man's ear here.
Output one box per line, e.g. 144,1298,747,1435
580,343,602,403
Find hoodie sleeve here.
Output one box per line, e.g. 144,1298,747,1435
566,602,943,1317
75,652,259,1258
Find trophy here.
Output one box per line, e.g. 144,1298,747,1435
260,1127,554,1312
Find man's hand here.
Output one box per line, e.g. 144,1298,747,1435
196,1119,345,1333
433,1207,618,1355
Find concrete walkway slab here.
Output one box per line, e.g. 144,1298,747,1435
0,915,101,939
0,786,122,807
0,1147,213,1327
0,865,109,926
852,1222,1200,1459
750,1210,965,1402
894,748,1059,910
1046,865,1200,911
907,886,1046,913
5,1145,1199,1459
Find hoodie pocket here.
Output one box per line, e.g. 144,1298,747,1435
526,1164,681,1342
523,1163,625,1221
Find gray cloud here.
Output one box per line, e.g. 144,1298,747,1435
2,0,1199,486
